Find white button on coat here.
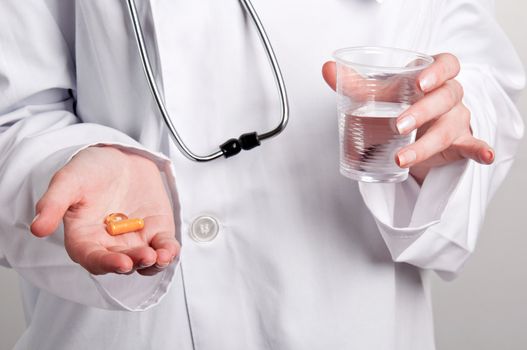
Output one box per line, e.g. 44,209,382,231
190,216,220,242
0,1,524,349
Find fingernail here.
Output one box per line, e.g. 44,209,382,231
155,262,169,269
420,75,436,92
116,268,131,274
31,213,40,225
397,149,417,167
485,149,495,163
396,115,416,134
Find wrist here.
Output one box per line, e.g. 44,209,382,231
89,145,158,170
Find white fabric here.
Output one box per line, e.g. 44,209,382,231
0,0,523,349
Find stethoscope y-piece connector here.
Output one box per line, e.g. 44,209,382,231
220,132,261,158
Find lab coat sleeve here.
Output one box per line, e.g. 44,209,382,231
358,0,525,279
0,2,178,310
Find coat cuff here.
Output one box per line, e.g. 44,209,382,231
358,160,469,259
90,263,177,311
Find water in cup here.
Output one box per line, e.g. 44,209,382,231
339,101,416,183
333,46,433,182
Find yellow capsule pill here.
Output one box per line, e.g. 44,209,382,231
106,218,145,236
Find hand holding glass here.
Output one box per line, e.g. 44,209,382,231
333,47,434,183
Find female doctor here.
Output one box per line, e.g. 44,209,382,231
0,0,524,349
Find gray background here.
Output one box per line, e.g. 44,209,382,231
0,2,525,349
432,2,527,349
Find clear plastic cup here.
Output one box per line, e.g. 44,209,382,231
333,46,434,183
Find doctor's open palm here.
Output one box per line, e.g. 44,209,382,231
30,146,180,276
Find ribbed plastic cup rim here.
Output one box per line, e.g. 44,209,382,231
333,46,434,72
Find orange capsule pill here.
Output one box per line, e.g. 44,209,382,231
106,218,145,236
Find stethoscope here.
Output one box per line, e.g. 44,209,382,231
125,0,290,162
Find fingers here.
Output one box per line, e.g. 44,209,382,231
150,232,180,267
419,53,460,93
106,225,178,274
453,135,495,164
141,215,179,266
322,61,337,91
68,241,134,275
396,106,494,168
69,239,174,276
110,246,158,269
396,80,464,135
406,136,494,172
400,53,462,153
31,169,81,238
136,234,180,276
396,105,465,168
131,215,180,276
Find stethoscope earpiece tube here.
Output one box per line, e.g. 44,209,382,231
126,0,288,162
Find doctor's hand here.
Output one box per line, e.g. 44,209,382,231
30,146,180,276
322,53,495,184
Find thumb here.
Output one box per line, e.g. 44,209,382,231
30,169,81,238
322,61,337,91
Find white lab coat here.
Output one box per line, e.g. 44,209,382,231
0,0,524,349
